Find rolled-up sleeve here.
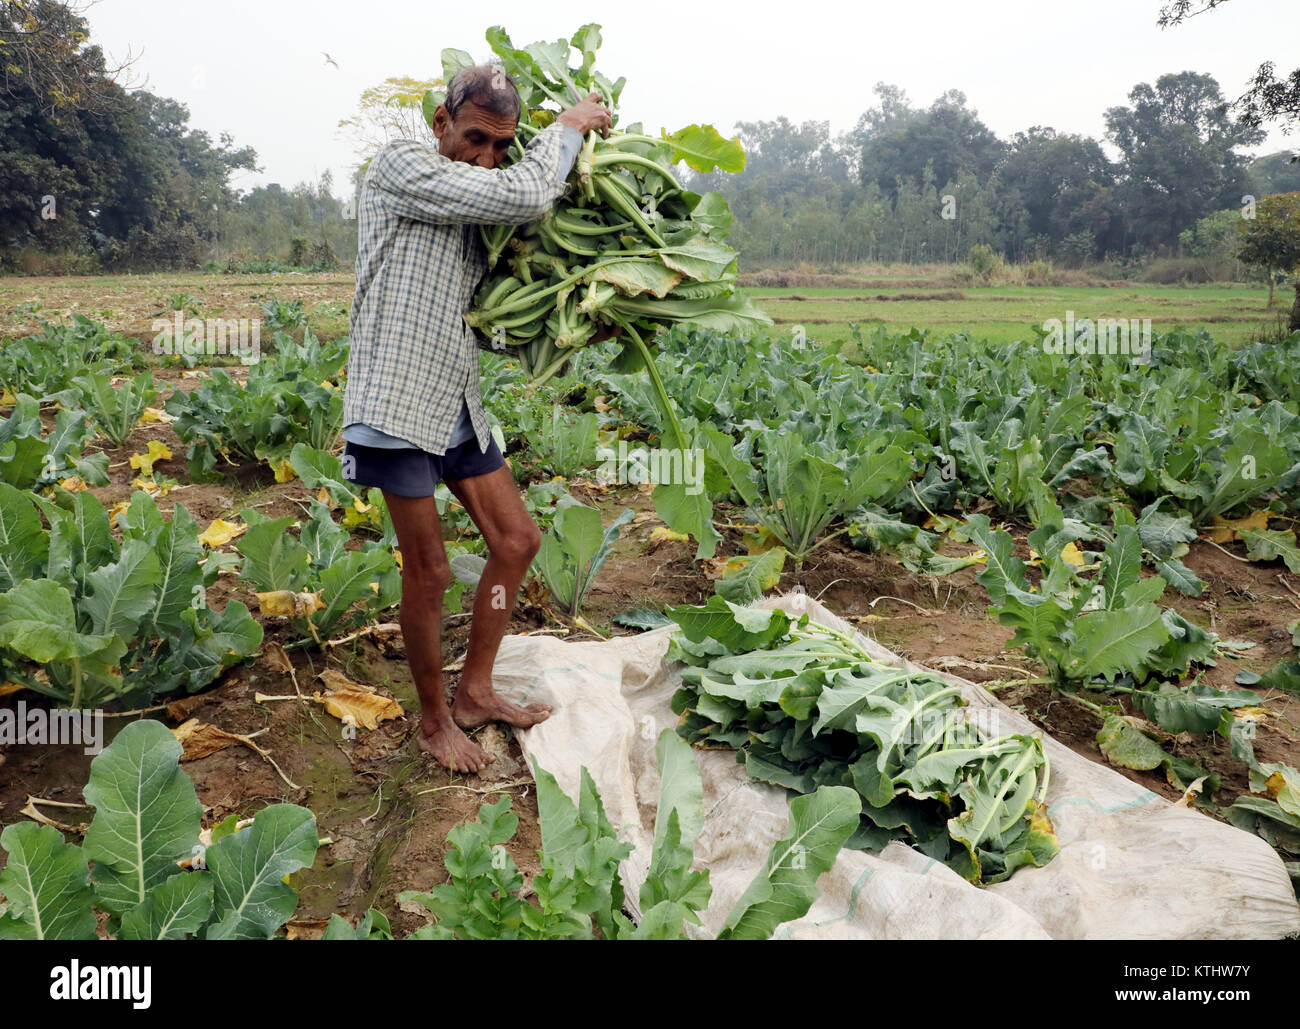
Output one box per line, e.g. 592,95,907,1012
371,123,571,226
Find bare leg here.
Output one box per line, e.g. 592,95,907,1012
381,490,491,773
441,464,551,730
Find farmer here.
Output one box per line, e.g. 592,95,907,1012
341,65,613,772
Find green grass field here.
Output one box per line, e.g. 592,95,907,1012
742,282,1288,348
0,273,1290,352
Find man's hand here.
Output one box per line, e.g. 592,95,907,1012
557,92,613,138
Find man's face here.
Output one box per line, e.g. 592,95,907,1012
432,101,518,169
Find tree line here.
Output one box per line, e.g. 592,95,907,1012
684,74,1300,270
2,2,1298,277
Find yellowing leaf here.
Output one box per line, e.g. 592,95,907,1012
1061,542,1085,567
0,387,16,405
199,518,246,548
257,590,325,617
313,669,403,730
58,476,88,492
129,440,173,476
272,458,297,483
138,406,175,424
172,718,244,761
131,477,173,497
0,682,25,698
108,500,130,527
649,526,689,544
317,486,333,507
1204,510,1270,543
394,549,403,570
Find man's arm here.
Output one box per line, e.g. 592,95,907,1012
371,126,569,227
371,94,612,227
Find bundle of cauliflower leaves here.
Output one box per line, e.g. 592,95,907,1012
424,24,771,410
666,598,1059,884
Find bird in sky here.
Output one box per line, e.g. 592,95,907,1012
322,52,339,69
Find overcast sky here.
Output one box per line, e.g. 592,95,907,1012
85,0,1300,196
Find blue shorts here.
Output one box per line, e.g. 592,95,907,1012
341,437,506,498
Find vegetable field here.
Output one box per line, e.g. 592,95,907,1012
1,22,1299,942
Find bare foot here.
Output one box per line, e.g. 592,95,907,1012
451,691,552,731
416,716,495,773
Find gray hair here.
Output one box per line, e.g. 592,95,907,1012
445,64,522,123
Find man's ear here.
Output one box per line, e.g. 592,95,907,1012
431,104,451,144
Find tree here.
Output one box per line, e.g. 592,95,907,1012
0,0,140,116
1105,71,1263,250
991,127,1116,260
1236,192,1300,329
0,6,257,270
1249,151,1300,196
1159,2,1300,133
851,85,1004,199
338,75,442,169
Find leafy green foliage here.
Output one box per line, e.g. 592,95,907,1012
706,426,912,571
0,823,97,940
0,486,261,707
965,514,1232,699
72,367,158,448
165,329,346,479
234,503,399,642
664,597,1056,884
0,394,108,489
396,731,856,939
1096,715,1217,793
0,315,136,400
0,720,320,941
536,496,634,617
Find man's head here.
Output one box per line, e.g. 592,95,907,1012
432,65,522,169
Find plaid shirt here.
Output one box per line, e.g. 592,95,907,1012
342,122,571,454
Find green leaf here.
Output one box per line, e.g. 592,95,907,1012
636,735,711,935
1099,525,1143,610
82,719,203,916
964,515,1029,604
205,804,320,939
313,548,393,634
612,605,673,630
1061,599,1170,683
715,547,786,604
592,259,682,298
1132,683,1262,734
0,823,96,940
235,515,310,593
652,729,704,854
665,594,793,650
662,124,746,173
82,537,162,640
0,578,117,662
0,480,48,589
142,502,205,637
117,871,214,940
718,785,860,939
1240,528,1300,573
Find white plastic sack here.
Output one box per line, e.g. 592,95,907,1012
487,592,1300,939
